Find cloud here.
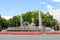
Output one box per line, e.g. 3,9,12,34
52,0,60,2
47,5,53,10
1,16,13,20
40,2,46,4
49,8,60,23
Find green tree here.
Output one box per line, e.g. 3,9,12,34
22,11,58,28
7,11,58,31
0,15,8,30
8,16,20,27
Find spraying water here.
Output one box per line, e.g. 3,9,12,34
20,14,23,27
38,10,42,27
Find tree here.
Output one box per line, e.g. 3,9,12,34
22,11,58,28
2,11,58,30
8,16,20,27
0,11,58,31
0,15,8,30
1,18,8,29
22,12,32,24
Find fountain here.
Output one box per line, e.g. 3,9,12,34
38,11,44,32
2,10,54,32
2,10,42,32
20,14,23,27
38,11,54,32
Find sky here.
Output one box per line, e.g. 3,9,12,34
0,0,60,22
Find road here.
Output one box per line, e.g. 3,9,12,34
0,34,60,40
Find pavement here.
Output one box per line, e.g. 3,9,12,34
0,34,60,40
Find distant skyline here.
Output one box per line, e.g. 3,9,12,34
0,0,60,22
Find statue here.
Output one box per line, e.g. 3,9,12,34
23,18,36,30
30,18,35,26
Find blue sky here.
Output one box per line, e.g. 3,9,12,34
0,0,60,22
0,0,60,16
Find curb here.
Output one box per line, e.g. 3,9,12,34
0,32,42,35
46,32,60,34
0,32,60,35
